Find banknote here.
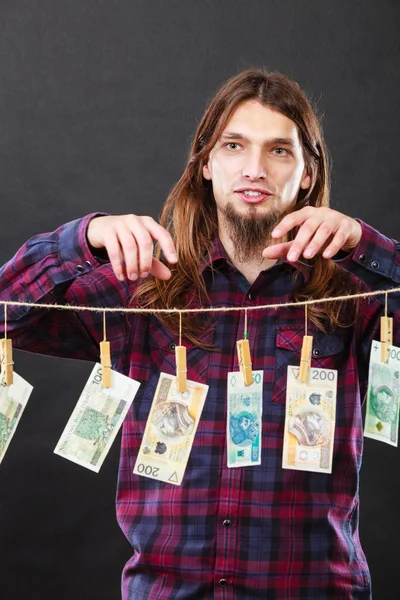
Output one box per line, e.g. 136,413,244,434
282,366,337,474
133,372,208,485
54,364,140,472
227,370,263,468
364,341,400,447
0,371,33,465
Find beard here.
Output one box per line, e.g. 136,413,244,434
220,202,282,263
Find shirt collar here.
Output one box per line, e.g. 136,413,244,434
200,236,312,283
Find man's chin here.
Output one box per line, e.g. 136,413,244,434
220,202,282,263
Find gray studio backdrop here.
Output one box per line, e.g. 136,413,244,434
0,1,399,599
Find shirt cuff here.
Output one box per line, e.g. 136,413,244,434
58,213,108,279
333,219,400,284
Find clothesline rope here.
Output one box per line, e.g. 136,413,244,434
0,285,399,315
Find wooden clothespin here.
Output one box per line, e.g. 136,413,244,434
299,303,313,383
175,312,187,393
100,311,111,388
380,293,393,363
0,304,14,386
237,309,253,386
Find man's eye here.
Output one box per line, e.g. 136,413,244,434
274,147,289,156
225,142,241,150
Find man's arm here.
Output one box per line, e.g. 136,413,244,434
0,214,132,361
332,219,400,355
264,207,400,390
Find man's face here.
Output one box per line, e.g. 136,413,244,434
202,100,311,260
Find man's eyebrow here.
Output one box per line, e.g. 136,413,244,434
220,132,297,147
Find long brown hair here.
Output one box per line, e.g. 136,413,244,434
132,68,360,347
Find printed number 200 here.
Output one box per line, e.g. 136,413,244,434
312,369,335,381
136,464,159,477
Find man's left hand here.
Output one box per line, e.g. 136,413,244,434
262,207,362,262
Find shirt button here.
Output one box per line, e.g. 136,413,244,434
76,265,84,272
85,260,91,267
223,519,231,528
359,254,366,263
219,579,227,587
248,293,253,300
312,348,321,357
371,260,380,269
169,343,176,351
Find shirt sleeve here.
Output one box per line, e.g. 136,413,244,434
0,213,134,362
333,219,400,388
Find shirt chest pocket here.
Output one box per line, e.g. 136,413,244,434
272,326,345,407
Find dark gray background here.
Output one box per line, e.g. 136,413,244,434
0,1,399,598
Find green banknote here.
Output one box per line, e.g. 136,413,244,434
0,371,33,464
227,370,263,468
364,341,400,447
54,364,140,472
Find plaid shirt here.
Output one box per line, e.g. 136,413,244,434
1,213,399,600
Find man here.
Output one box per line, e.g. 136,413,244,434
1,69,399,599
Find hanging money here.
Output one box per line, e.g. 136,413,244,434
0,371,33,465
282,366,337,474
364,341,400,447
54,364,140,472
227,370,263,467
133,373,208,485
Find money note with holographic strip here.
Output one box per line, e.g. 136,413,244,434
282,366,337,474
364,341,400,447
0,371,33,465
54,364,140,472
227,370,263,468
133,372,208,485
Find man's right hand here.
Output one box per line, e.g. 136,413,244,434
87,215,178,282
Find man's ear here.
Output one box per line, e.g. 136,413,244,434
300,168,311,190
203,163,212,181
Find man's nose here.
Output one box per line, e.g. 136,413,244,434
242,149,266,180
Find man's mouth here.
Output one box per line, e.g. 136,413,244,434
234,188,272,203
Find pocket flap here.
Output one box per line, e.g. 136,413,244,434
276,326,343,358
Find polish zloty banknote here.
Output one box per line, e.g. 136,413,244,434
282,366,337,474
54,364,140,472
133,373,208,485
0,371,33,465
364,341,400,447
227,370,263,468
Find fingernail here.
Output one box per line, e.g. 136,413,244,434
141,272,149,278
129,273,138,280
118,274,125,281
272,228,282,237
288,251,297,262
304,248,313,258
170,253,177,262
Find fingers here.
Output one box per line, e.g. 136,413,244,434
102,215,177,282
142,216,177,264
283,216,323,262
115,223,139,280
267,207,357,262
150,257,174,280
262,241,292,259
320,222,349,258
128,217,155,278
271,207,315,240
105,236,126,282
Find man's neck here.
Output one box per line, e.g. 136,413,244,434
218,229,278,286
